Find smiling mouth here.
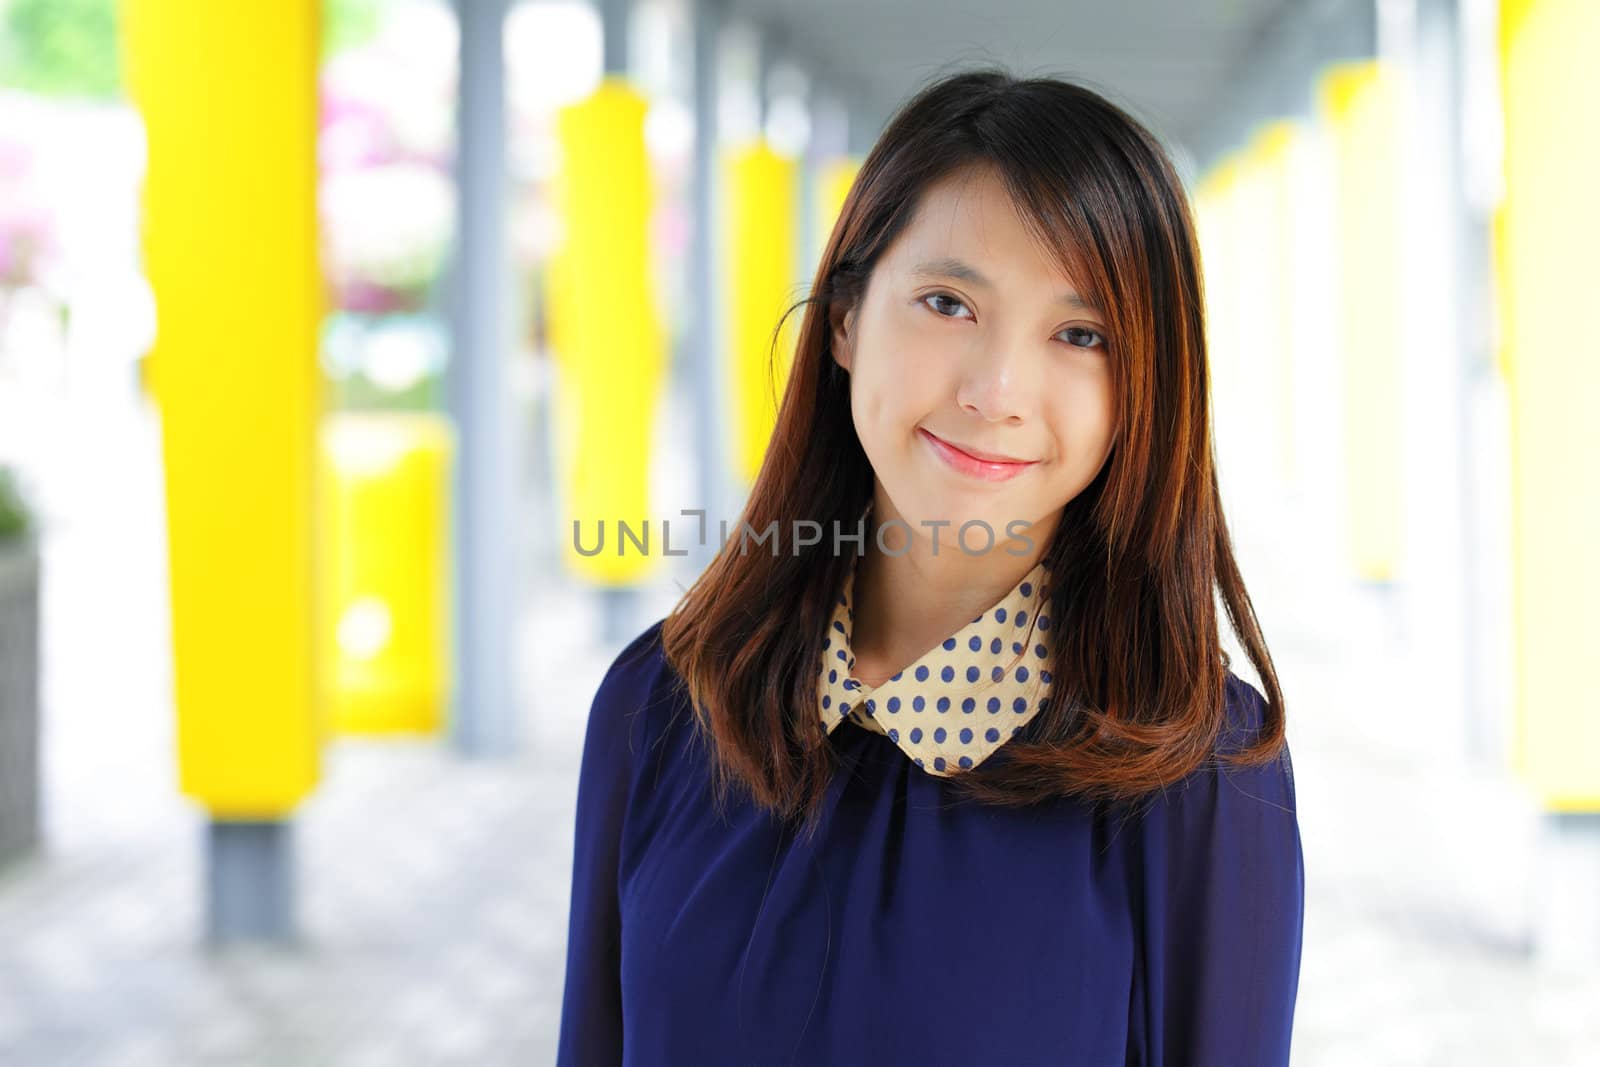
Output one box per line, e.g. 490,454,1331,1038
918,428,1039,482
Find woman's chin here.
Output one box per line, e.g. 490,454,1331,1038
873,492,1028,556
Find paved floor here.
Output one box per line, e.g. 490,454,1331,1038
1,395,1598,1065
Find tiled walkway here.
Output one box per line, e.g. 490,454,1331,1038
1,397,1597,1065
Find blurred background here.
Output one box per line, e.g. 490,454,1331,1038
0,0,1595,1063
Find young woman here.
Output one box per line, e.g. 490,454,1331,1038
557,67,1304,1066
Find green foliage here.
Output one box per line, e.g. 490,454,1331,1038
329,367,444,413
324,0,384,58
0,0,122,100
0,0,388,99
0,466,31,542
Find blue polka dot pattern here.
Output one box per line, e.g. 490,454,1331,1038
818,519,1057,779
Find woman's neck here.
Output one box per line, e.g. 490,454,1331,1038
846,496,1056,686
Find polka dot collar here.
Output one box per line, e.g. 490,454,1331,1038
817,526,1057,777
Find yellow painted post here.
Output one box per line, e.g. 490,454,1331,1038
815,157,860,253
545,75,666,584
1194,156,1239,410
1245,122,1301,492
1497,0,1600,809
723,140,801,486
1195,134,1298,516
120,0,325,816
320,412,453,735
1317,60,1406,584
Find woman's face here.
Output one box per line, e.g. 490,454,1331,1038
830,164,1118,555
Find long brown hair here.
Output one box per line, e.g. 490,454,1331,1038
660,66,1286,839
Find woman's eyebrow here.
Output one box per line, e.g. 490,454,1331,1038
910,256,1101,313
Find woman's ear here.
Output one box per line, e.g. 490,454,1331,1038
829,301,855,373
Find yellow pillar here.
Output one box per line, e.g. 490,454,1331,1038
814,157,860,257
1497,0,1600,808
320,412,453,735
121,0,325,815
723,140,801,486
1194,155,1242,429
1317,60,1406,584
545,75,667,584
1243,122,1301,492
1193,129,1300,511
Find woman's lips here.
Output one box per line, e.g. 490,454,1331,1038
918,428,1039,482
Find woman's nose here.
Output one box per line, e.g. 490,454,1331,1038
955,341,1034,423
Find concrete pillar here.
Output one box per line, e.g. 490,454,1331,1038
449,0,519,757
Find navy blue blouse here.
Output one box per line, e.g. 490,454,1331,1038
556,618,1304,1066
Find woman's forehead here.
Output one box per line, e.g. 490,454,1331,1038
889,197,1090,300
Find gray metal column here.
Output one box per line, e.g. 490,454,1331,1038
600,0,628,76
1433,0,1507,771
805,78,849,271
755,24,779,132
688,0,728,576
595,0,642,646
1535,813,1600,966
205,821,296,946
1393,0,1476,764
448,0,518,757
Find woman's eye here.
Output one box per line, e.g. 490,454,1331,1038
921,292,972,319
1059,326,1107,350
922,292,1106,351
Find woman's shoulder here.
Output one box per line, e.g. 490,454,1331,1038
1218,669,1279,756
1135,668,1297,823
581,617,680,768
587,615,706,765
1208,668,1296,805
1127,667,1302,906
1223,669,1294,783
594,616,672,703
